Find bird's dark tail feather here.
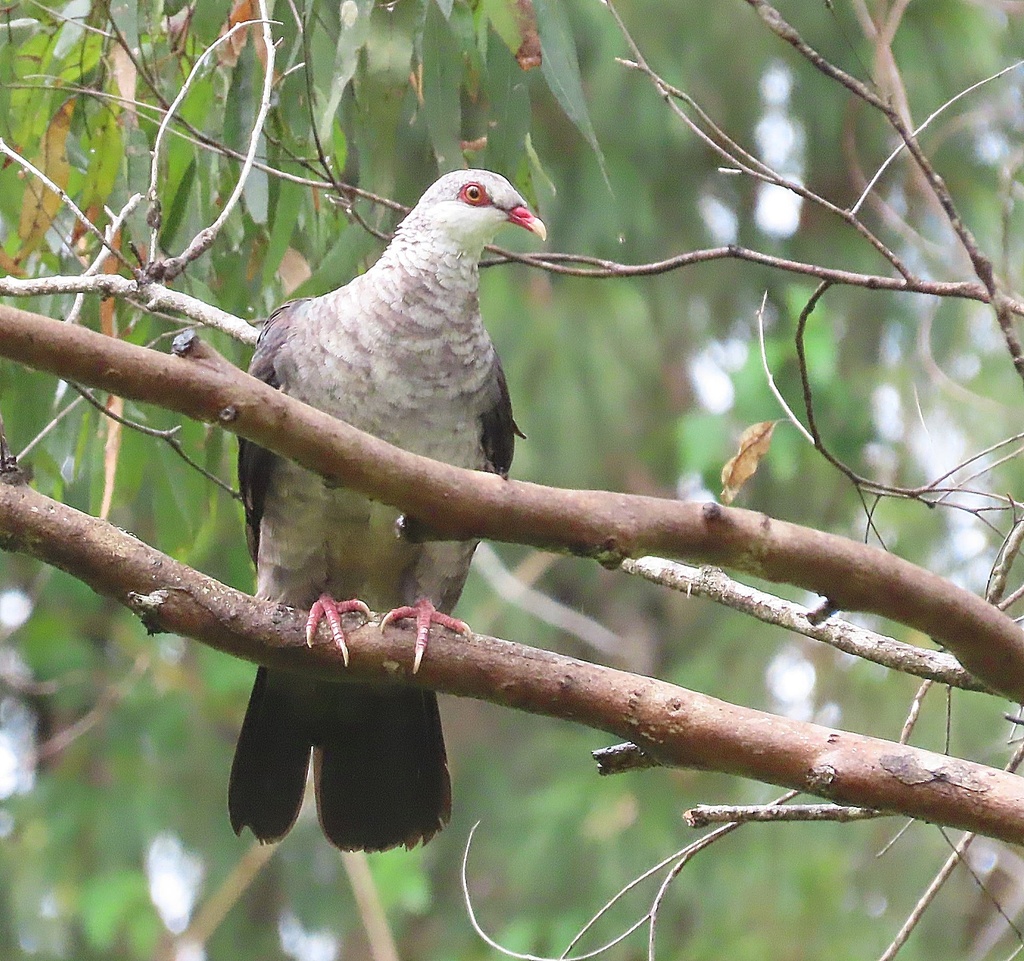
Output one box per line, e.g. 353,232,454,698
228,666,311,843
314,686,451,852
228,667,451,852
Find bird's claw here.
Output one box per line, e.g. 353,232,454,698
306,594,371,667
380,598,471,674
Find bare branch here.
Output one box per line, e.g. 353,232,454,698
604,0,914,281
621,557,985,691
852,59,1024,215
70,383,238,498
341,852,401,961
496,244,1005,299
4,475,1023,840
685,802,881,827
147,7,278,282
160,843,278,961
743,0,1024,388
756,292,814,444
65,193,144,326
2,304,1023,700
0,274,255,343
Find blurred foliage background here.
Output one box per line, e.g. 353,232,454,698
3,0,1024,958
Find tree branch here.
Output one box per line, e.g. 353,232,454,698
0,275,255,343
3,478,1024,846
621,557,987,692
1,301,1022,700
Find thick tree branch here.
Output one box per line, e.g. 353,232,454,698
3,478,1024,846
1,302,1023,700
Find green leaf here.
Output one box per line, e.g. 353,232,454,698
224,39,257,154
160,157,197,252
482,0,521,55
332,118,348,175
81,111,123,213
484,28,530,174
262,178,304,287
532,0,605,175
422,0,463,171
9,32,58,144
317,0,375,147
107,0,139,51
523,131,556,196
56,29,104,83
243,158,269,225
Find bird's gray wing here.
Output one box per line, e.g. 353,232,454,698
237,299,310,562
480,355,523,478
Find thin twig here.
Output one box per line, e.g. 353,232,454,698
744,0,1024,389
341,852,401,961
148,6,278,282
756,291,813,444
164,842,278,961
0,138,133,274
605,0,914,281
17,391,87,460
474,543,620,657
899,681,934,745
648,793,799,960
38,651,150,758
852,59,1024,215
462,821,650,961
989,515,1024,606
71,383,238,498
65,193,143,326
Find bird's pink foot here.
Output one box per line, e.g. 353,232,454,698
380,598,471,674
306,594,371,666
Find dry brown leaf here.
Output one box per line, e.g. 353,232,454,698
17,99,74,259
720,420,777,505
218,0,268,69
0,249,23,276
515,0,542,70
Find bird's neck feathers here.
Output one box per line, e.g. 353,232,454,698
374,201,505,282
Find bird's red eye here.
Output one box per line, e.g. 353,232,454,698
459,183,488,206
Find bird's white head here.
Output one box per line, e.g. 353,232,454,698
397,169,546,257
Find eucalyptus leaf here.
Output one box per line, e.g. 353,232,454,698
422,0,463,171
533,0,605,175
317,0,375,147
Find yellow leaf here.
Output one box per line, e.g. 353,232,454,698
17,99,74,259
277,247,312,295
720,420,777,505
100,395,123,522
111,43,138,119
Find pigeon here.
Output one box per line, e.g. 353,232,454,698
228,170,546,851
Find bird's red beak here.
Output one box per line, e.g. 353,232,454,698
507,205,547,241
